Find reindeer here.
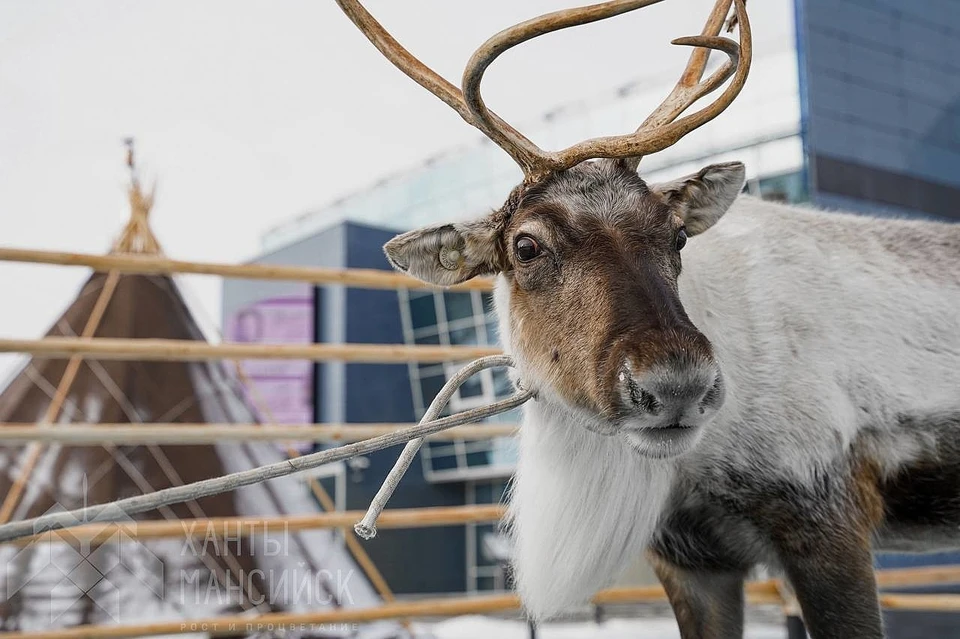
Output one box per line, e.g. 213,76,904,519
335,1,960,637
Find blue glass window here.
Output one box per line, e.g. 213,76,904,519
409,293,437,330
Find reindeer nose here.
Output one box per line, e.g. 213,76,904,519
619,360,725,421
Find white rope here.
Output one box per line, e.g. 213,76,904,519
355,355,517,539
0,355,531,543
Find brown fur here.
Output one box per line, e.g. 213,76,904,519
500,166,716,420
649,551,747,639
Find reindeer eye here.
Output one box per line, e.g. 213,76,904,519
675,227,688,251
515,235,542,262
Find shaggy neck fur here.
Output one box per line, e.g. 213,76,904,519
497,279,675,620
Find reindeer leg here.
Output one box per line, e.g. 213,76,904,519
771,528,882,639
757,478,885,639
649,550,747,639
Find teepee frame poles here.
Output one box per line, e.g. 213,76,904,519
113,138,162,255
0,246,494,292
0,269,122,523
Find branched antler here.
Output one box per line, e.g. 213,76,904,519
334,0,751,180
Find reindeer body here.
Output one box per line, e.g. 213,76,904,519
336,0,958,634
502,193,960,638
678,195,960,501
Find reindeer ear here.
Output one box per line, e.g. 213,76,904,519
384,216,503,287
649,162,745,236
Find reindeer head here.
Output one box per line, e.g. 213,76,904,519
337,0,751,457
387,158,743,456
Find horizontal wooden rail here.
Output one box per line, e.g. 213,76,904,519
20,504,506,544
880,594,960,611
12,579,960,639
0,422,518,444
0,246,494,291
0,336,502,363
0,583,785,639
21,501,960,593
877,565,960,590
2,566,959,638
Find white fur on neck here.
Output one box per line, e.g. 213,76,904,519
495,277,674,620
507,400,674,620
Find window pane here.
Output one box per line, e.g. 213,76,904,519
490,436,519,467
484,319,499,345
449,325,478,345
475,482,494,503
420,374,446,407
426,442,458,470
465,447,488,469
458,373,484,399
477,576,496,591
492,368,512,397
476,524,496,563
414,331,440,345
409,294,437,330
444,292,475,323
759,171,807,204
418,363,444,378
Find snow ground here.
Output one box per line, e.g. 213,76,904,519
419,615,787,639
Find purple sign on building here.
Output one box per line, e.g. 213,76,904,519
226,292,314,451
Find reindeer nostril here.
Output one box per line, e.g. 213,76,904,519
700,374,725,410
627,379,661,414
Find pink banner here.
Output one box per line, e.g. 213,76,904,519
226,294,314,450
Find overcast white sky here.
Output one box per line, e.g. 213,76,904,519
0,0,790,378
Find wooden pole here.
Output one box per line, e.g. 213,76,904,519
0,270,122,523
2,569,959,639
0,246,494,292
0,336,501,363
0,583,787,639
0,422,519,444
20,504,506,544
876,565,960,589
878,593,960,611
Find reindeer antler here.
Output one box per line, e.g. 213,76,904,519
335,0,751,180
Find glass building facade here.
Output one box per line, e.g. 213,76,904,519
798,0,960,220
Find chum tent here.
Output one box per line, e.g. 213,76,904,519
0,164,402,638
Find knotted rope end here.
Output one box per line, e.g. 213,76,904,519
354,521,377,540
